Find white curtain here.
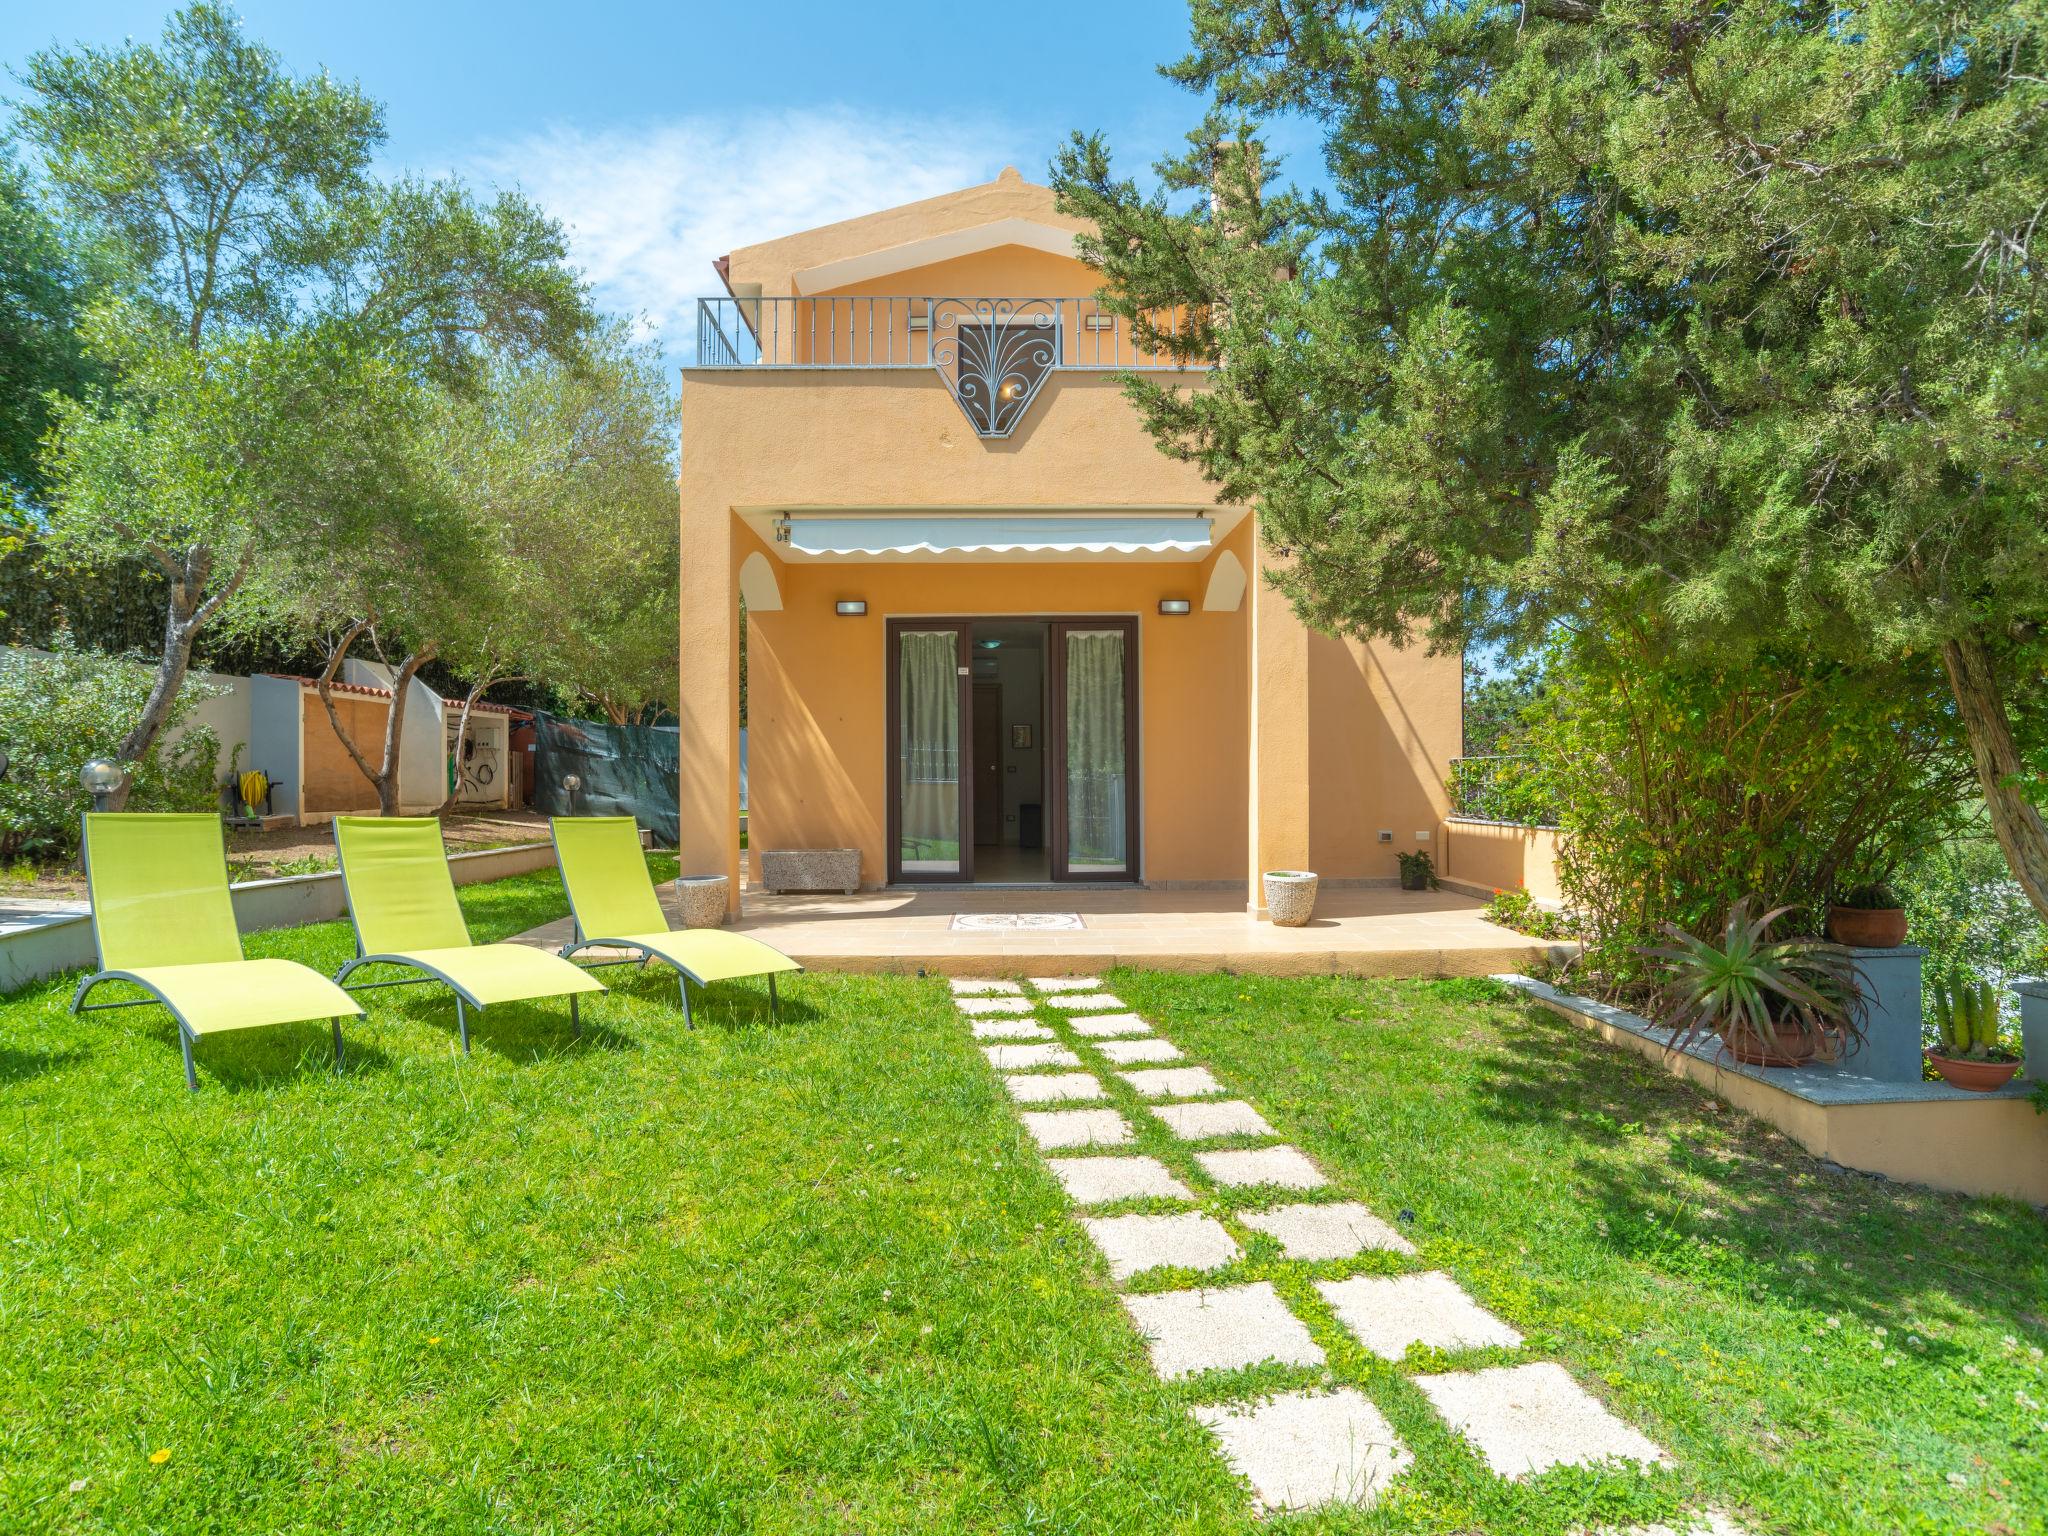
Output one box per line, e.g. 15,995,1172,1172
898,630,960,872
1064,629,1127,871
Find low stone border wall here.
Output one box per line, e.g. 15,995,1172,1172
0,841,559,995
1497,973,2048,1207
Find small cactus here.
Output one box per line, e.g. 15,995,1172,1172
1933,975,2007,1059
1970,980,2000,1058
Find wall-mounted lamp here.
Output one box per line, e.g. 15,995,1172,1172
835,599,868,617
1157,599,1192,616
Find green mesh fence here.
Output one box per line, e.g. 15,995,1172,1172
532,712,679,848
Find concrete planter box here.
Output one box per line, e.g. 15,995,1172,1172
675,875,729,928
2020,979,2048,1082
759,848,861,895
1262,870,1319,927
1835,945,1927,1084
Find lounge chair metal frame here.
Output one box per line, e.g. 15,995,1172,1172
549,819,793,1029
69,814,352,1090
330,819,585,1054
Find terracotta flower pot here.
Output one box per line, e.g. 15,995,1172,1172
1826,906,1908,948
1924,1051,2021,1092
1724,1019,1819,1068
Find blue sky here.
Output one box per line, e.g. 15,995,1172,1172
1,1,1237,366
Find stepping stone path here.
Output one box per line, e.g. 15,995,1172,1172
1151,1099,1274,1141
950,977,1712,1524
970,1019,1053,1041
1081,1211,1240,1281
1067,1012,1152,1037
1195,1389,1411,1514
956,995,1036,1016
1002,1072,1106,1104
1095,1036,1183,1065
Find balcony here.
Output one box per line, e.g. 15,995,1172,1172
694,294,1207,438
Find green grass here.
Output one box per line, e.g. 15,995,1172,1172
1,885,2043,1533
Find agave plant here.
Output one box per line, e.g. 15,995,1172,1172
1642,900,1866,1061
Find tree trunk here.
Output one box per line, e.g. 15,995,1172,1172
1940,629,2048,925
316,622,438,817
108,542,251,810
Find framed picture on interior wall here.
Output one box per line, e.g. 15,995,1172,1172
1010,724,1032,749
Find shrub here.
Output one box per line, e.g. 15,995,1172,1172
0,632,222,860
1896,834,2048,1025
1524,630,1975,985
1483,886,1579,940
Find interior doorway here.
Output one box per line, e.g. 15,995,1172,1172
886,615,1138,885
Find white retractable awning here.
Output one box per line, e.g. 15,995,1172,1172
781,514,1213,558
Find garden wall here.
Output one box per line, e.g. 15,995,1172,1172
1440,817,1563,903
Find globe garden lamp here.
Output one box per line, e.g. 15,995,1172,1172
80,758,127,812
562,773,582,814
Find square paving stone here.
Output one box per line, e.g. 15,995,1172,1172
1317,1272,1523,1360
1152,1099,1275,1141
1194,1389,1412,1513
1029,976,1101,992
1414,1362,1668,1478
1096,1036,1184,1065
1120,1281,1325,1380
1046,1155,1195,1204
1020,1109,1133,1150
1068,1012,1153,1038
1119,1066,1227,1099
1238,1202,1416,1260
950,978,1022,995
1196,1145,1327,1190
1045,992,1125,1010
1003,1072,1105,1104
970,1019,1054,1041
1081,1211,1241,1281
983,1043,1082,1071
957,995,1037,1016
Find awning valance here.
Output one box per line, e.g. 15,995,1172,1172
781,514,1213,558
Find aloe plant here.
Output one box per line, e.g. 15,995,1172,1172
1642,900,1866,1059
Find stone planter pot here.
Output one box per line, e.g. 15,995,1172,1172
675,875,729,929
758,847,861,895
1263,870,1319,927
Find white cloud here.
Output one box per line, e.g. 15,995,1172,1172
470,108,1020,365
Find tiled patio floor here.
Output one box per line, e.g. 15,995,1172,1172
511,881,1572,977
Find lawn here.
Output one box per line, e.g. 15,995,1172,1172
0,865,2041,1534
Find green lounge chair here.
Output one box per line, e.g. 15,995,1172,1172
331,816,603,1051
550,815,800,1027
71,812,363,1091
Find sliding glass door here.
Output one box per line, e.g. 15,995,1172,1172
888,624,970,882
887,616,1138,884
1051,619,1138,881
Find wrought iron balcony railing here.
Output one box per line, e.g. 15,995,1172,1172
696,295,1206,438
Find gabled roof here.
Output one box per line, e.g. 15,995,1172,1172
719,165,1093,297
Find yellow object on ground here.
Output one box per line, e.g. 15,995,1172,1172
550,815,800,1026
332,816,602,1052
72,812,362,1090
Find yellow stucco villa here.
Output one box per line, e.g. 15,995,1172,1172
677,167,1468,914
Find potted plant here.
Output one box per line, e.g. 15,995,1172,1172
1926,975,2021,1091
1396,850,1438,892
1827,882,1908,949
1262,870,1319,926
1644,900,1865,1068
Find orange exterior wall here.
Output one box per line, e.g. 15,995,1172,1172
747,546,1248,889
680,170,1464,906
1442,819,1566,902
